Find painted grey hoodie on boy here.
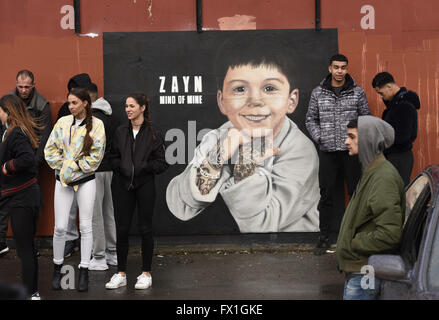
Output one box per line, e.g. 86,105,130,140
166,117,320,233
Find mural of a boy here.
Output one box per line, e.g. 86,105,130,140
166,34,320,232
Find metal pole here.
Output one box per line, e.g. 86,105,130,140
74,0,81,34
315,0,321,31
196,0,203,33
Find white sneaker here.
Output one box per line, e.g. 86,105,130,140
105,273,127,289
30,292,41,300
134,273,152,290
89,257,109,271
0,243,9,256
105,252,118,266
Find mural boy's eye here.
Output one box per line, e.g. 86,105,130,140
232,86,246,93
264,85,277,92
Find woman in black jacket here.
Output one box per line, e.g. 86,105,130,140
105,93,168,290
0,95,42,300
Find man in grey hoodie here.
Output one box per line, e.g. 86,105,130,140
86,83,117,270
337,115,405,300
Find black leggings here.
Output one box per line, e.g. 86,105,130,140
112,178,156,273
9,207,38,296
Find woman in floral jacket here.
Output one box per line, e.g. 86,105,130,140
44,87,105,292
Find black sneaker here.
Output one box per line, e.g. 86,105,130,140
0,242,9,257
64,239,79,258
313,235,330,256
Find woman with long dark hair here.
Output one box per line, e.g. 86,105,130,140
0,94,42,300
105,93,168,290
44,87,105,292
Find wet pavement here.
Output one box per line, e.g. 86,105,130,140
0,235,345,301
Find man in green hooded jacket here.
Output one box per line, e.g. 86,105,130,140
336,115,405,300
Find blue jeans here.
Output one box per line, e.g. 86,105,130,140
343,275,381,300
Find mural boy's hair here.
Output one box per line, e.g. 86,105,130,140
215,33,298,92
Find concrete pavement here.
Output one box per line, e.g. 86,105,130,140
0,234,345,300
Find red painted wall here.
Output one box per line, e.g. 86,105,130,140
0,0,438,235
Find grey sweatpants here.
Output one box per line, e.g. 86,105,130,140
92,171,116,259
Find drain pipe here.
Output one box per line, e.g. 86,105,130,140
74,0,81,34
315,0,321,31
196,0,203,33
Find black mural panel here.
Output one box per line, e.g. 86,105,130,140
103,29,338,235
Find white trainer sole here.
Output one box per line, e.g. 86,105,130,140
105,280,127,289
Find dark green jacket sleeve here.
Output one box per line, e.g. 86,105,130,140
351,176,405,256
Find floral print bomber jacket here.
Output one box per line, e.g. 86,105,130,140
44,115,106,187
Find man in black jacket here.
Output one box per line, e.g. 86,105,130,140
372,72,420,186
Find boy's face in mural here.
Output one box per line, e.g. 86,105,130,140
217,64,298,138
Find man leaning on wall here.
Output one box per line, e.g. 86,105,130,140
336,116,405,300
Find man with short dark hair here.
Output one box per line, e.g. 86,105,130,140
372,71,420,187
306,54,370,255
337,115,405,300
